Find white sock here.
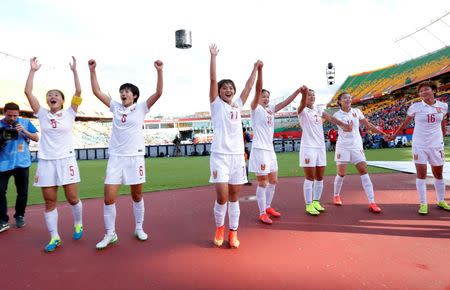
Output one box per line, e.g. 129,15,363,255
256,186,267,214
228,201,240,231
434,179,445,202
70,200,83,225
303,179,314,204
313,180,324,201
416,178,427,204
265,183,276,209
333,175,345,196
133,199,145,231
44,208,59,239
104,203,117,236
360,174,375,203
213,200,227,227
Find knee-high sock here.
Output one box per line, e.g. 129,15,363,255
303,179,314,204
265,183,276,209
44,208,59,239
256,186,267,214
228,201,240,231
70,200,83,225
434,178,445,202
360,174,375,203
313,180,324,201
213,200,227,227
333,175,345,196
416,178,427,204
104,203,116,236
133,199,145,230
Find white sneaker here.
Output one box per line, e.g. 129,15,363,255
134,229,148,241
96,233,118,250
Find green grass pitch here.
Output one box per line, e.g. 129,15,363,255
5,147,450,206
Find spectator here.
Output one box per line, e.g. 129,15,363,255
0,102,39,232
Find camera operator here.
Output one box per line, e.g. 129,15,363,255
0,102,38,232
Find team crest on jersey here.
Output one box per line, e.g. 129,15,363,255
266,108,273,115
436,107,442,113
213,170,218,179
414,154,418,160
305,158,310,164
261,164,266,171
352,113,357,118
337,154,341,159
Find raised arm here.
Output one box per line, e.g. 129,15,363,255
239,61,260,105
24,57,41,114
276,87,301,113
146,60,164,109
70,56,82,112
209,44,219,103
250,61,263,110
88,59,111,107
296,85,309,115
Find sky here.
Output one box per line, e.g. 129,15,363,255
0,0,449,118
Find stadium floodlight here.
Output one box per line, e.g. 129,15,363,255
326,62,335,85
175,29,192,49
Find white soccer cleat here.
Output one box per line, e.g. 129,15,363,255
134,229,148,241
96,233,118,250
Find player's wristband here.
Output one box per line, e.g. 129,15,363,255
71,95,82,106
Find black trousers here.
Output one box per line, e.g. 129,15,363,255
0,167,29,223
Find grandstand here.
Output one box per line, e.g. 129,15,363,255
328,46,450,106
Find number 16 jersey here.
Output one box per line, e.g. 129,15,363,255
407,100,448,149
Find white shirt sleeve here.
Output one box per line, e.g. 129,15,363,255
357,108,365,120
406,103,417,117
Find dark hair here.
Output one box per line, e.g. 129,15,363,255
262,89,270,96
120,83,140,103
4,102,20,111
417,81,437,94
217,79,236,94
337,91,349,107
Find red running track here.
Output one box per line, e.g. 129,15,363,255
1,173,450,290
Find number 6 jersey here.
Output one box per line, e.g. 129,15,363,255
407,100,448,148
210,97,244,155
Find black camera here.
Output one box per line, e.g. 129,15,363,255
0,122,19,148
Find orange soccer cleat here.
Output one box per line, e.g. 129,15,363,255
369,203,381,213
214,225,225,247
228,230,240,249
259,213,273,225
266,207,281,218
333,195,343,206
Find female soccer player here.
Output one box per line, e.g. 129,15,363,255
298,87,352,216
248,69,301,224
209,44,261,248
332,92,387,213
89,58,163,249
25,56,84,252
390,81,449,214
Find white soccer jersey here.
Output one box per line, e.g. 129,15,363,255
36,107,76,160
251,104,275,151
407,100,448,148
108,100,149,156
298,106,325,148
333,108,364,150
210,97,244,155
